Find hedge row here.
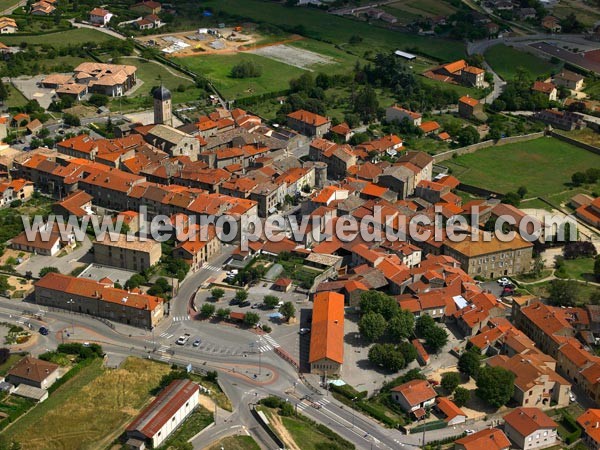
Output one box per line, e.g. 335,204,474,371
47,357,95,394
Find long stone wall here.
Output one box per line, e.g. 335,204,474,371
433,132,545,163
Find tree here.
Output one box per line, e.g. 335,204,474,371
415,315,436,337
63,113,80,127
359,312,387,342
0,348,9,365
441,371,461,393
263,295,280,309
398,341,417,364
368,343,405,372
424,326,448,353
235,290,248,302
457,126,479,146
200,303,215,318
231,60,262,78
572,171,587,186
125,273,146,289
548,279,581,306
0,80,8,103
39,266,59,277
88,94,109,107
359,291,399,321
595,256,600,282
216,308,230,320
453,386,470,407
244,312,260,327
532,255,544,278
502,192,521,207
563,241,597,260
476,366,515,408
279,301,296,321
387,310,415,340
352,85,380,123
517,186,528,199
458,348,482,378
211,288,225,300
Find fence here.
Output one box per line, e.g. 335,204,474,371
433,132,545,163
550,131,600,156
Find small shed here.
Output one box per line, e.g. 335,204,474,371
272,277,292,292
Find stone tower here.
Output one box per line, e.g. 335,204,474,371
153,85,172,126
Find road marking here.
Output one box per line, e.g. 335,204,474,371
262,334,281,348
172,315,190,322
159,332,174,339
202,264,221,272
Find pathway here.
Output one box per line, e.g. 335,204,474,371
121,55,195,83
69,20,126,41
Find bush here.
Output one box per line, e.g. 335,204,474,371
231,60,262,78
39,266,59,277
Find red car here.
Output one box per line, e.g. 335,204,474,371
427,379,440,386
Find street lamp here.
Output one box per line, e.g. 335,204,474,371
67,298,75,334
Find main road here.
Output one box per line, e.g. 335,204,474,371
2,255,487,449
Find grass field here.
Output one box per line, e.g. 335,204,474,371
0,0,20,12
442,137,600,197
525,280,599,304
4,357,171,450
158,406,213,449
386,0,457,19
201,0,465,61
111,56,203,111
0,353,24,376
208,436,260,450
178,52,306,100
556,257,596,282
0,28,117,46
485,44,562,81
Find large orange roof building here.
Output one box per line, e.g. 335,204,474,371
309,291,345,375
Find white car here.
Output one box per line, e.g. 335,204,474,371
465,429,475,435
569,392,576,402
497,277,510,286
299,328,311,335
176,333,191,345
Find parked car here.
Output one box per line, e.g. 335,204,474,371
299,328,311,335
193,338,201,347
39,326,49,336
427,379,440,386
501,287,515,297
229,298,240,306
176,333,191,345
497,277,511,286
239,300,251,307
465,429,475,435
251,303,260,309
570,392,576,402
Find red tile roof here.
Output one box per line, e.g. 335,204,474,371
391,379,436,407
577,409,600,445
504,407,557,437
454,428,511,450
309,291,345,365
287,109,329,126
126,379,198,439
459,96,479,107
436,397,466,421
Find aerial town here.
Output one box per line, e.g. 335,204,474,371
0,0,597,449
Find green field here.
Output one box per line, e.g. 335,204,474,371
442,137,600,197
4,357,171,450
485,44,562,81
386,0,457,19
112,56,204,110
0,0,20,12
0,28,117,46
178,52,306,100
4,84,27,108
201,0,465,61
557,257,596,282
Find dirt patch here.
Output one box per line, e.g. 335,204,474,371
63,105,98,119
0,249,28,266
136,28,259,57
248,44,335,71
198,394,215,411
268,412,301,450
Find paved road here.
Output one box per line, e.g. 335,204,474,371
69,20,127,41
0,254,490,450
0,0,25,15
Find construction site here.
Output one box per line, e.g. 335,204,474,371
135,26,261,57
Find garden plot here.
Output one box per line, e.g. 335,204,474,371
248,44,334,71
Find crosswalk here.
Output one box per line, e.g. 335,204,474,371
159,331,173,339
201,264,222,272
253,335,281,353
263,334,280,348
172,315,190,322
296,397,330,411
157,345,170,361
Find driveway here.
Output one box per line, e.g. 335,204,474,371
16,237,92,277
